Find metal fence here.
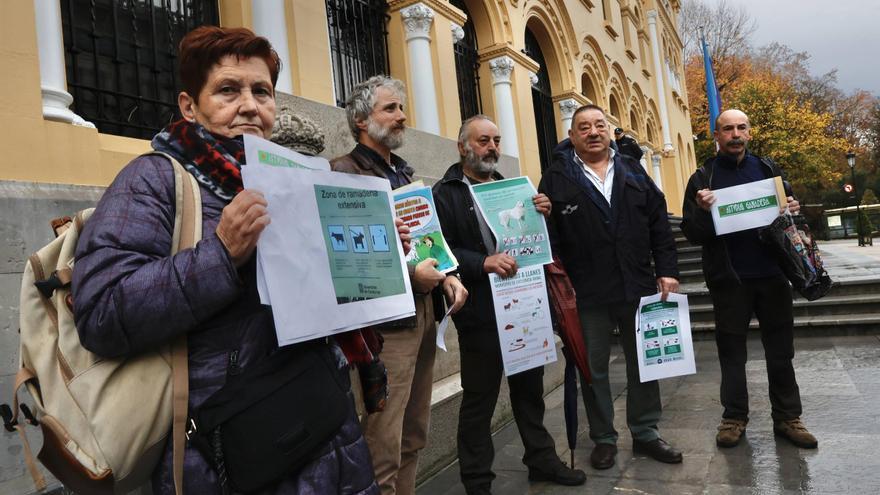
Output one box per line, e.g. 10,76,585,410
325,0,390,108
61,0,219,139
451,0,482,120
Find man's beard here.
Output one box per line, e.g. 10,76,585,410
367,118,405,150
463,146,498,176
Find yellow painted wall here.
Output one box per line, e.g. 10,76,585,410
1,0,696,210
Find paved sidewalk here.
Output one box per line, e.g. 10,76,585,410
419,237,880,495
818,238,880,281
417,334,880,494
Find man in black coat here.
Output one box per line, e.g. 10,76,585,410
539,104,681,470
680,109,816,450
433,115,586,494
614,127,644,160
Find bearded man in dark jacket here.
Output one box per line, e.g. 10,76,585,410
539,104,681,470
680,109,817,450
433,115,586,495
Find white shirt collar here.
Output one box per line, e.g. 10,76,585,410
574,149,615,205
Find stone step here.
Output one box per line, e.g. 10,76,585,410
687,294,880,322
691,313,880,334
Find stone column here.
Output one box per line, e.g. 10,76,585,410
33,0,92,126
558,98,579,134
401,3,441,134
252,0,293,94
489,56,519,158
647,10,673,152
651,151,664,191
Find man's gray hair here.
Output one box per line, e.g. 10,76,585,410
457,114,495,147
345,75,407,140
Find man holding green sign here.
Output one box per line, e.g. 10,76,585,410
681,109,817,450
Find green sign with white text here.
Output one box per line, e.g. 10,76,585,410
717,194,778,217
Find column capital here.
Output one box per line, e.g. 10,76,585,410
401,3,435,41
451,22,465,44
528,71,539,86
558,98,580,119
489,56,515,84
646,9,659,23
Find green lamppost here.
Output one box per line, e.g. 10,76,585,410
848,151,864,246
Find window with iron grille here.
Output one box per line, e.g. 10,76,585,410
60,0,219,140
450,0,482,120
325,0,390,108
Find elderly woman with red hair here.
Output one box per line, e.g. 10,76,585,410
72,26,378,494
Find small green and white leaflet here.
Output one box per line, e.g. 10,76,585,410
241,164,415,346
710,177,786,235
635,293,696,382
470,176,553,267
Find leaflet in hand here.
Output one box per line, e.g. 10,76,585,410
393,185,459,273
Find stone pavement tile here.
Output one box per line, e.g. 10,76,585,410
656,428,719,455
791,348,846,371
619,451,712,485
797,395,880,434
610,478,705,495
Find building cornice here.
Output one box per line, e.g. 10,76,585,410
387,0,466,26
478,44,541,74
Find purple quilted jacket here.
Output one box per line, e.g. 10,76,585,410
72,154,378,494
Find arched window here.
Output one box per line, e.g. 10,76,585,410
524,28,556,172
450,0,482,120
61,0,219,139
609,94,621,121
629,109,638,134
326,0,390,107
581,73,598,104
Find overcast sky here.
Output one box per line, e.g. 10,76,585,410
704,0,879,96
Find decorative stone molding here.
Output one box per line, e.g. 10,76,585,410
528,71,539,87
489,56,515,84
558,99,580,120
479,44,540,73
401,3,435,40
271,107,325,156
388,0,466,26
451,23,465,44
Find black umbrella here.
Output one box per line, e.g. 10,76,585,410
562,346,579,468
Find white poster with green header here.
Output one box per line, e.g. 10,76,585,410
635,293,696,382
711,176,786,235
241,164,415,346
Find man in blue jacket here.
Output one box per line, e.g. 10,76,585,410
680,109,816,450
539,104,681,470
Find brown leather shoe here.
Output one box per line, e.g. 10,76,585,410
774,418,818,449
590,443,617,470
716,418,748,448
632,438,683,464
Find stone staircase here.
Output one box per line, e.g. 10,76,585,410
669,216,880,336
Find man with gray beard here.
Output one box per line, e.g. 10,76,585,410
332,75,468,495
433,115,586,494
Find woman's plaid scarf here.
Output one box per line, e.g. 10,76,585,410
151,119,246,201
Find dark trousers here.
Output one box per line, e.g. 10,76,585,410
456,329,558,491
577,301,662,444
710,274,803,422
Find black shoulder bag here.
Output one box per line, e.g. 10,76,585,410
189,343,350,493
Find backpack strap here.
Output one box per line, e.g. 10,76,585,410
146,151,202,495
11,368,47,491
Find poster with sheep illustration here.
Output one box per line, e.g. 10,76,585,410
469,176,553,267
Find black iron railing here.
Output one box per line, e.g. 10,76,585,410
524,29,557,172
325,0,389,108
60,0,219,140
450,0,482,120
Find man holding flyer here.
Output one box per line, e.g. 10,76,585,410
539,104,681,470
433,115,585,494
680,109,817,450
331,75,468,495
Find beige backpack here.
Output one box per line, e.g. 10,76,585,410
4,153,200,494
